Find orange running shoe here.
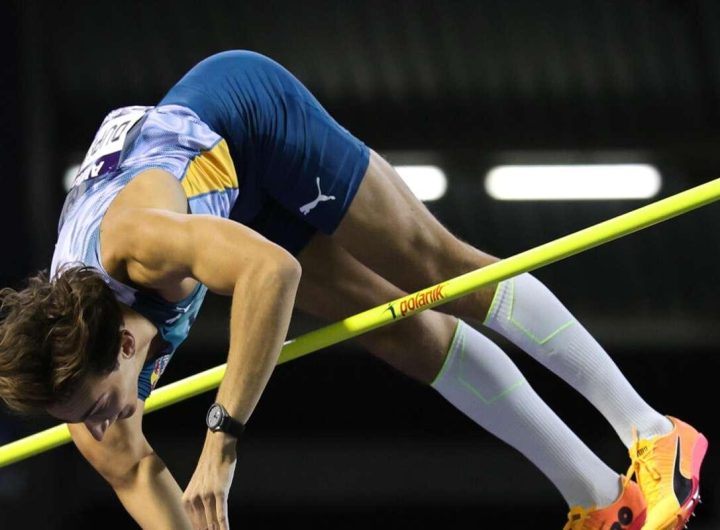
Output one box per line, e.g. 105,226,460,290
563,477,647,530
628,416,708,530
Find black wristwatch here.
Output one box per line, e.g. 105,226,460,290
206,403,245,438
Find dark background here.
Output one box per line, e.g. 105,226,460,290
1,0,719,528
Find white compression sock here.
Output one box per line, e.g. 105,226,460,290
432,320,621,509
484,273,672,447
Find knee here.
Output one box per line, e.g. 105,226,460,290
361,311,457,384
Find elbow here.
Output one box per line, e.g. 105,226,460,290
103,455,147,491
264,247,302,287
81,445,151,490
283,254,302,285
70,423,153,490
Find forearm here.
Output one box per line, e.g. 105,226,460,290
183,259,299,527
112,452,193,530
215,258,301,426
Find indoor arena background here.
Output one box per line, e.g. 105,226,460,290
1,1,718,528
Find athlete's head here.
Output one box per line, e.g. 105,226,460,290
0,265,139,440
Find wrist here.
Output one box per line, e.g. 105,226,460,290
204,430,238,460
207,428,238,445
206,402,246,439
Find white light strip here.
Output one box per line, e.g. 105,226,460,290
395,165,447,201
485,164,662,200
63,163,81,192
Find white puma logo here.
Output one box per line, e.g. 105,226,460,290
299,177,336,215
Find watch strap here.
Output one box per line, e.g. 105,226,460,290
219,413,246,438
208,403,245,438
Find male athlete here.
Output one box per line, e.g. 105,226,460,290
0,51,708,530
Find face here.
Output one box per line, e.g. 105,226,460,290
47,330,140,442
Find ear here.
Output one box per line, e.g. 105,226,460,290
119,329,136,359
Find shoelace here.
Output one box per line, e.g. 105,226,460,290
563,505,592,530
627,426,663,506
563,474,636,529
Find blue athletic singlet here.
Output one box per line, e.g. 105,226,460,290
51,51,370,399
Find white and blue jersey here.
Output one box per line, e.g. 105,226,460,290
51,51,369,399
52,104,239,399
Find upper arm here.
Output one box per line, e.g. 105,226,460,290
108,208,301,296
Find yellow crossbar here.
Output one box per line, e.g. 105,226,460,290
2,177,719,468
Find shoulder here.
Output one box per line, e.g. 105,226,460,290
115,168,188,213
99,168,189,285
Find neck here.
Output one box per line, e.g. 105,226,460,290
121,305,159,369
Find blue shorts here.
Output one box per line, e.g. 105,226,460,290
159,51,370,255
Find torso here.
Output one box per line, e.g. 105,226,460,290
51,105,227,379
99,168,201,305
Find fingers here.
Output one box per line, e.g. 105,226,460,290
202,492,217,530
182,490,229,530
216,493,230,530
182,493,205,530
182,445,236,530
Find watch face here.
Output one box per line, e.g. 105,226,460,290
207,404,223,429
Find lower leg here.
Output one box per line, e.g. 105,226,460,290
390,316,623,509
481,273,672,446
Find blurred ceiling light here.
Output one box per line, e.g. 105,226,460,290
395,165,447,201
485,164,661,200
63,163,81,192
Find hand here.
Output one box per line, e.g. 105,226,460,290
183,432,238,530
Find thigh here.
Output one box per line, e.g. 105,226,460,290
296,234,456,383
332,150,500,312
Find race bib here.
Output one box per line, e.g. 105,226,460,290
71,106,150,188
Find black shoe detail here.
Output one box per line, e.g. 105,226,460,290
673,435,693,504
618,507,633,525
608,506,633,530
